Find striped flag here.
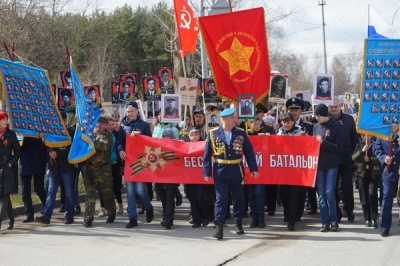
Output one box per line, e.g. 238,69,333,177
368,6,399,38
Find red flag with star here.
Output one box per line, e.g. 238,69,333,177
199,7,271,103
173,0,199,57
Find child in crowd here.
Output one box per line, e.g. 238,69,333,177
352,134,380,228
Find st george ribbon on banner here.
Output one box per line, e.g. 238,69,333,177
357,38,400,140
68,62,102,163
0,58,70,147
368,6,400,39
198,7,271,103
124,135,320,187
173,0,199,57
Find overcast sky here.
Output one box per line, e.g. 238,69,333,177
93,0,400,67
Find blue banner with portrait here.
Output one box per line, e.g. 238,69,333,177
68,62,102,163
0,58,71,147
357,39,400,140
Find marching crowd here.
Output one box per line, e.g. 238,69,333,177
0,96,400,240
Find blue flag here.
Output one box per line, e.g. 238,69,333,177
0,58,71,147
68,62,102,163
357,39,400,140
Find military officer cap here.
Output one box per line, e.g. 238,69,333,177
98,116,108,124
126,101,139,109
285,97,305,110
220,108,236,117
206,104,224,112
256,103,268,113
166,98,176,102
193,109,205,115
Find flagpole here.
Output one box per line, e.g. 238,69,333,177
228,0,232,12
180,51,190,121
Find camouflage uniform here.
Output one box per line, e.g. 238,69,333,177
83,130,116,222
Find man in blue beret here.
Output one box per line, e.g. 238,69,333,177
203,108,259,239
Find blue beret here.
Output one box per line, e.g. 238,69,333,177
220,108,236,117
285,97,304,110
162,128,175,139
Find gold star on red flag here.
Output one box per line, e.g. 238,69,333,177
219,37,254,76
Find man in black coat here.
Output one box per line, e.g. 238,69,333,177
329,96,360,222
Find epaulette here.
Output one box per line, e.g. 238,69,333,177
235,127,244,131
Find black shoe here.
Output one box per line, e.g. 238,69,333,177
22,217,34,223
287,223,295,231
74,206,81,215
64,217,74,224
106,215,115,223
192,223,201,228
146,207,154,223
249,218,259,228
380,230,389,237
235,220,244,235
213,222,223,239
202,219,209,227
176,195,183,207
365,220,372,227
126,219,138,228
319,224,330,232
347,212,355,222
35,216,50,225
7,218,14,230
83,219,93,228
308,210,318,215
331,221,339,232
259,220,266,228
59,205,66,213
373,220,379,228
164,222,172,230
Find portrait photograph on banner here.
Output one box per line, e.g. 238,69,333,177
145,100,160,122
207,113,220,129
119,73,138,84
343,92,356,117
313,74,334,105
60,70,72,88
237,94,255,119
161,94,181,123
111,81,120,104
84,85,101,108
58,88,75,113
178,77,198,106
269,74,288,103
117,80,136,103
203,78,221,104
143,76,161,101
157,67,174,93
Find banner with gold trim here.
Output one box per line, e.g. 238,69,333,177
198,7,271,103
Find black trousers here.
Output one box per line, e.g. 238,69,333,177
357,176,379,221
336,162,355,218
280,185,306,224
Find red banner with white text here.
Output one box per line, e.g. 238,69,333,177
124,135,320,187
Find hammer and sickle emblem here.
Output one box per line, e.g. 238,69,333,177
180,9,191,29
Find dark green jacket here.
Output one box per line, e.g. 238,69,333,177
352,141,381,179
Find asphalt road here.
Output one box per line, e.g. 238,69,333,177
1,191,399,266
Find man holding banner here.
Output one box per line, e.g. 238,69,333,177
118,101,154,228
203,108,259,240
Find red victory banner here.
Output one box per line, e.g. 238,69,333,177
173,0,199,57
198,7,271,103
124,135,320,187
